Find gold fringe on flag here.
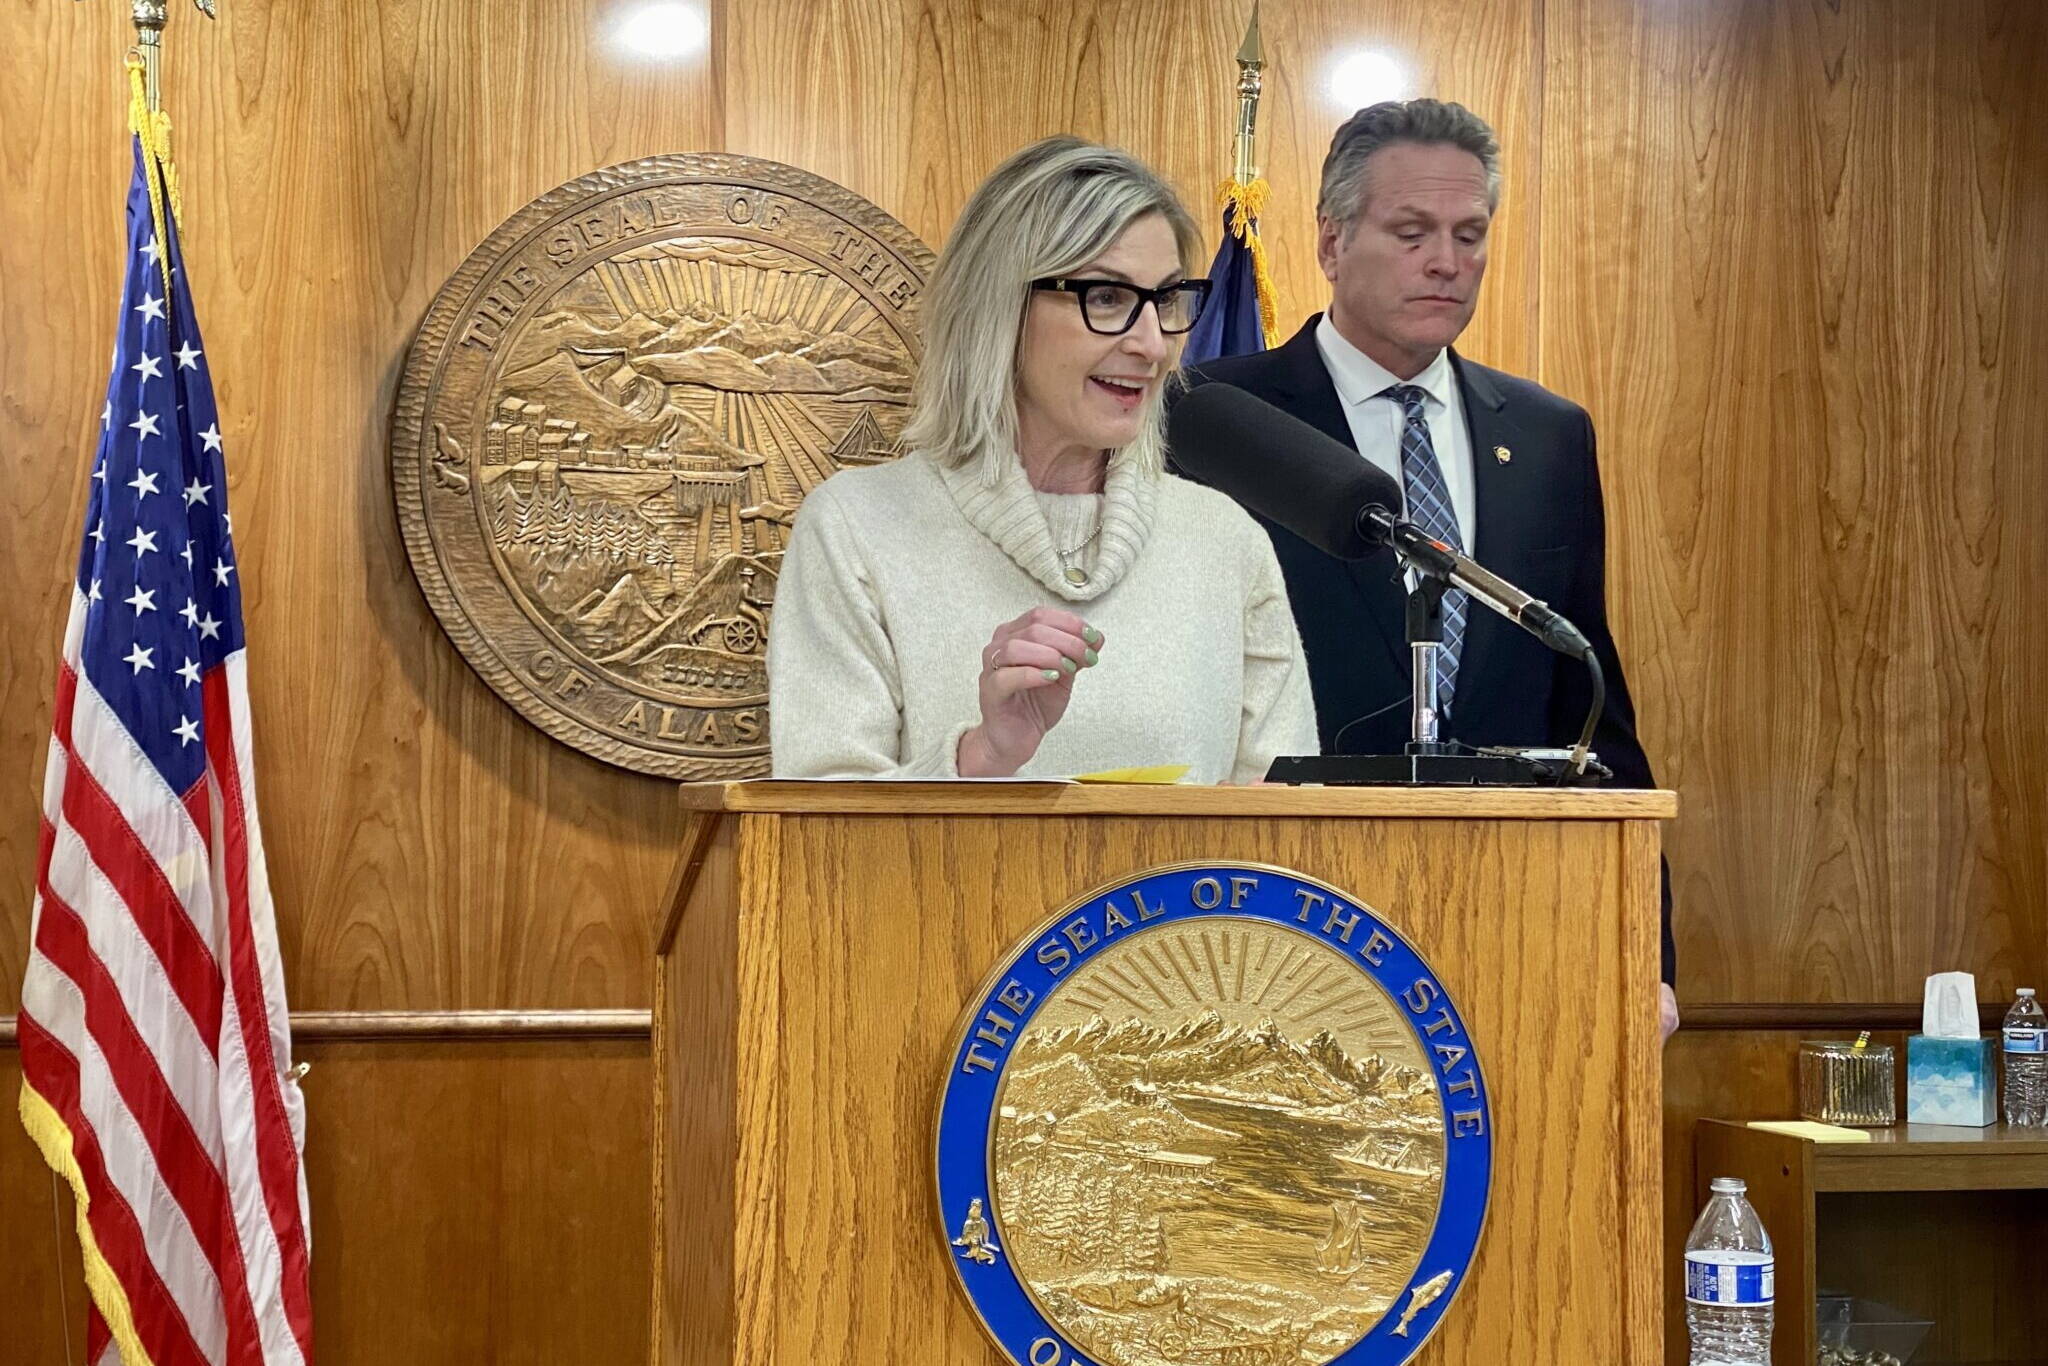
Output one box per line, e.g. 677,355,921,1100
1216,176,1280,350
21,1082,160,1366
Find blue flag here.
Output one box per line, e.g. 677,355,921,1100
1182,189,1276,365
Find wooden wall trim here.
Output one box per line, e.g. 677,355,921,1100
2,1002,2003,1045
1681,1002,2005,1032
292,1010,653,1040
0,1010,653,1046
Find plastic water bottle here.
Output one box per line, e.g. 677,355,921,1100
2004,987,2048,1128
1685,1176,1774,1365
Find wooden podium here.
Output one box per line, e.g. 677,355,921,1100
652,783,1672,1364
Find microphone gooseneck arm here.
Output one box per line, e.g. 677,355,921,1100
1358,505,1592,657
1570,647,1605,778
1360,503,1603,777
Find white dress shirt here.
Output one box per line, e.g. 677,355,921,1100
1314,314,1477,559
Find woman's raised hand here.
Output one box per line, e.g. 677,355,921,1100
957,606,1105,777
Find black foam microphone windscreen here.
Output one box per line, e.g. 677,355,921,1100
1166,382,1401,560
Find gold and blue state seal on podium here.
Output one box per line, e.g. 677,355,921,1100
936,863,1492,1366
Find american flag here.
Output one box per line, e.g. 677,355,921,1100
16,139,313,1365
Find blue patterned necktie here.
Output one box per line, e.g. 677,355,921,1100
1382,383,1466,717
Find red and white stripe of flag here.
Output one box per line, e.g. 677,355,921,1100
19,588,313,1366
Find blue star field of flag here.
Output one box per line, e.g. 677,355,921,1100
72,141,245,798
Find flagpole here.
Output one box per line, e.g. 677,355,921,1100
100,0,217,114
1232,2,1264,183
1221,2,1279,350
130,0,166,112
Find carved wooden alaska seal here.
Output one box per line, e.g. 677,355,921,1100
392,154,933,777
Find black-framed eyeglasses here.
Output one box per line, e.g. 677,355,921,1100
1030,276,1214,336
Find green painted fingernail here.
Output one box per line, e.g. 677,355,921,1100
1083,626,1103,645
1060,657,1078,675
1084,648,1099,666
1042,668,1061,681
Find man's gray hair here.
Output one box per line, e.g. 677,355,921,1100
902,136,1203,482
1316,99,1502,228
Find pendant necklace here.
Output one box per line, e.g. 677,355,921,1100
1053,524,1101,588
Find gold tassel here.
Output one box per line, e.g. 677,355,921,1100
1215,177,1281,350
125,57,182,297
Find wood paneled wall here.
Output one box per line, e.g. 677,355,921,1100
1546,0,2048,1004
2,1,2043,1361
1543,2,2048,1352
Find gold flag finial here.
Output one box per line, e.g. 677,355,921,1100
1235,0,1263,66
79,0,217,113
1232,2,1266,182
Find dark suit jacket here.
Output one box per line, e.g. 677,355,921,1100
1178,316,1675,981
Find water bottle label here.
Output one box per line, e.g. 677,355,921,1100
2006,1028,2046,1054
1684,1252,1774,1306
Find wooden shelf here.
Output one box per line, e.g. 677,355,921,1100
1697,1119,2048,1366
1807,1122,2048,1192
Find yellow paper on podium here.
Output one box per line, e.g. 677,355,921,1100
1071,764,1191,785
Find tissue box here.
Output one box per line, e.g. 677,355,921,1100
1906,1035,1996,1126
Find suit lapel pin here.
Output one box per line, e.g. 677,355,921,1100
1493,445,1512,465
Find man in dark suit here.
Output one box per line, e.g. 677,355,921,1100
1179,99,1678,1034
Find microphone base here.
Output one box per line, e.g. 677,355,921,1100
1265,750,1601,787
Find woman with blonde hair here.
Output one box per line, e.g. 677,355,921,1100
768,136,1316,781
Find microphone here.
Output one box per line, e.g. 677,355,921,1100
1167,381,1590,658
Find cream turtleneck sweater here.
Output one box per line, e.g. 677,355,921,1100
766,448,1318,783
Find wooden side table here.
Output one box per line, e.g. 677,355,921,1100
1694,1119,2048,1366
